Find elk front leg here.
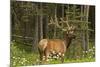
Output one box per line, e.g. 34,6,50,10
61,53,65,63
61,56,64,63
58,52,64,63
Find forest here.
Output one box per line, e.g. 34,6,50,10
10,1,95,67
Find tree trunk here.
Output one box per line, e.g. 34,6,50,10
39,3,43,40
84,5,89,51
32,5,39,52
54,4,57,38
43,15,48,38
62,4,64,18
85,5,89,51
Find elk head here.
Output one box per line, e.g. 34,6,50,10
58,17,76,49
63,25,76,48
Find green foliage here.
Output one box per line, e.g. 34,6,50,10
82,44,95,59
10,41,38,67
11,41,95,67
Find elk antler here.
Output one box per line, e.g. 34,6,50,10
49,16,63,29
48,16,75,32
48,17,55,25
55,16,63,29
60,18,70,29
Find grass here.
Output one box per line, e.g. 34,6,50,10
10,41,95,67
48,57,95,64
10,41,39,67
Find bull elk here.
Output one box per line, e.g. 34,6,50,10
38,17,76,64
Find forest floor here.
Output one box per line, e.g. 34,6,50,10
10,41,95,67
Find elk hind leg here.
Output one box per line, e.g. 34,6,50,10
38,48,44,64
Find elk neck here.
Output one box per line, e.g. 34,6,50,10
64,34,73,49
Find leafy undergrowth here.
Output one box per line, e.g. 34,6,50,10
10,41,95,67
10,41,39,67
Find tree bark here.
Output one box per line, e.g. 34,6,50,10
39,3,43,40
85,5,89,51
62,4,64,18
43,15,48,38
32,5,39,51
54,4,57,38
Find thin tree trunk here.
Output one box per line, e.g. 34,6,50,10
32,5,39,52
62,4,64,18
43,15,48,38
54,4,57,38
72,5,76,59
85,5,89,51
80,5,86,58
39,3,43,40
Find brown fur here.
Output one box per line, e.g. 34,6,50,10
38,39,66,63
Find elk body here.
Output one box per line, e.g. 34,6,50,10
38,17,76,64
38,39,65,63
38,30,75,63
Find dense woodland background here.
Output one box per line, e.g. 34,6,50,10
10,1,95,66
